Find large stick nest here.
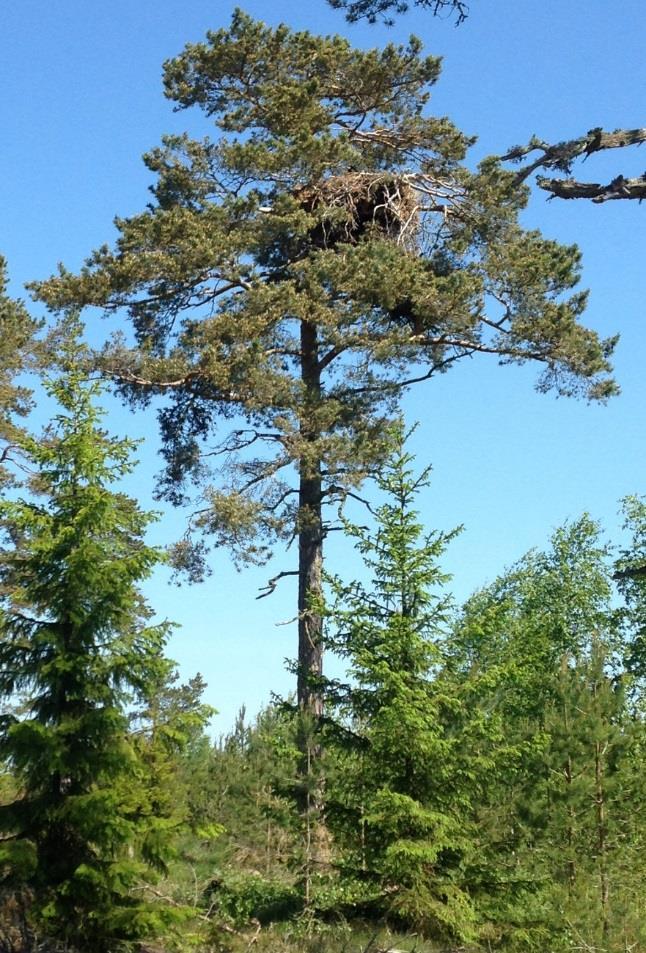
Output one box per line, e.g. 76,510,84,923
295,172,421,250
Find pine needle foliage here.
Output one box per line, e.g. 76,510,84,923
0,257,40,491
32,12,618,715
328,0,470,27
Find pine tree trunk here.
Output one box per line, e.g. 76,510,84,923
297,319,323,717
296,320,330,894
297,473,323,714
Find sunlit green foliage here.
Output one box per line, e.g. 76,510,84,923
450,517,645,949
0,257,39,491
32,13,617,713
0,333,186,951
320,427,478,941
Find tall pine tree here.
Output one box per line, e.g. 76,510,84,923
33,13,617,718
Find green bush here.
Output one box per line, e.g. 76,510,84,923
212,873,302,926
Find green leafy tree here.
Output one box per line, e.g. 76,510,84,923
450,517,645,949
0,336,184,951
127,663,216,907
537,642,644,951
131,665,214,829
152,704,303,934
321,427,477,941
33,13,617,718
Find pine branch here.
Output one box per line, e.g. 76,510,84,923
538,174,646,203
257,570,299,599
504,127,646,202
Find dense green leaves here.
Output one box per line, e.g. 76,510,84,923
1,396,642,950
1,13,641,950
449,517,645,949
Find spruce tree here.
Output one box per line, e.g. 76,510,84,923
321,426,476,941
0,332,183,951
33,13,617,717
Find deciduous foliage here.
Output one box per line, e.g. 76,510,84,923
615,495,646,678
32,13,617,720
0,336,183,951
449,517,645,949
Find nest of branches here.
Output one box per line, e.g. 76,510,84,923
296,171,420,249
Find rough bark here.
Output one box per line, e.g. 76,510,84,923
538,174,646,203
503,127,646,202
613,563,646,580
297,320,324,717
297,474,323,716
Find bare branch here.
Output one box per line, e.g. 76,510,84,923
204,428,284,457
538,174,646,203
503,127,646,202
613,564,646,581
318,345,346,373
257,570,299,600
325,483,378,515
6,609,51,628
335,333,553,400
237,455,293,495
109,369,199,390
0,443,35,476
328,0,469,26
265,487,298,513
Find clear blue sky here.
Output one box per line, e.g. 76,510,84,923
1,0,644,732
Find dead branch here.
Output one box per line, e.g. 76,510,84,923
538,173,646,203
503,126,646,202
324,483,377,515
257,569,299,599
